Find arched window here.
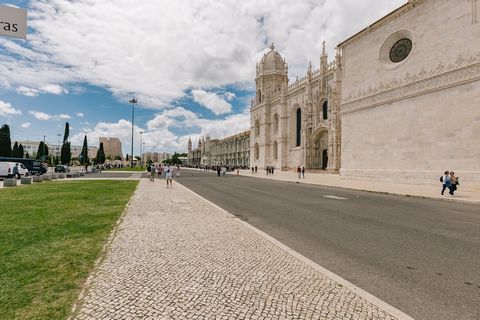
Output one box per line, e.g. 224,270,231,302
322,101,328,120
254,143,259,160
273,113,279,134
255,119,260,136
273,141,278,160
296,108,301,147
257,90,262,103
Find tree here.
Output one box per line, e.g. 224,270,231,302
0,124,12,157
80,135,89,166
25,151,30,158
125,154,129,161
61,122,71,165
12,141,19,157
96,142,106,164
63,122,69,143
61,142,71,165
36,141,49,160
18,144,24,158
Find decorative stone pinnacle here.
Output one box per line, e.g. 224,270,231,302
270,42,275,51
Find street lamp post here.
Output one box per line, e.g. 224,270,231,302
140,131,143,167
129,98,138,167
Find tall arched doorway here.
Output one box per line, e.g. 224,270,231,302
311,131,328,169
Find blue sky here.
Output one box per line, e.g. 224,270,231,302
0,0,405,155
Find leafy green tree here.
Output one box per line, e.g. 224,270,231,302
36,141,49,160
0,124,12,157
80,135,89,166
18,144,24,158
61,142,71,165
12,141,19,157
61,122,71,165
63,122,69,143
25,151,30,158
96,142,106,164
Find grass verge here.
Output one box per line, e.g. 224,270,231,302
0,180,138,320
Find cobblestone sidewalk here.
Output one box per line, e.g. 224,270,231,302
71,179,412,320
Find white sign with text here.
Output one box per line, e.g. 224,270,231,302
0,5,27,39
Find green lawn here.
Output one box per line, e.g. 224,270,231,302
106,166,146,172
0,180,138,320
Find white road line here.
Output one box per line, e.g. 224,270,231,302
323,195,349,200
178,182,415,320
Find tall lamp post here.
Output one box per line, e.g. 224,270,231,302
129,98,138,167
140,131,143,167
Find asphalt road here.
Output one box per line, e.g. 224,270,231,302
177,169,480,320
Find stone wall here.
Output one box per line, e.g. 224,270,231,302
339,0,480,187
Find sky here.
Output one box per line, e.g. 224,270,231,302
0,0,406,156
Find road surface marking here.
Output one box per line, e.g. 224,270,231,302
323,195,348,200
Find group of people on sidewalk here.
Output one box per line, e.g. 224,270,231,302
297,165,305,178
146,164,179,188
440,171,459,196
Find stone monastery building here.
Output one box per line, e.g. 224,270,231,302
188,0,480,186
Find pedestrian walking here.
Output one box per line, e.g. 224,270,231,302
13,163,20,179
440,170,450,195
251,167,254,174
302,166,305,178
297,165,301,178
150,165,156,182
255,165,257,174
165,164,173,188
217,166,221,176
272,166,275,175
146,164,152,181
176,165,180,178
448,171,459,195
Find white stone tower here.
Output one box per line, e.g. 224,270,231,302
251,43,289,170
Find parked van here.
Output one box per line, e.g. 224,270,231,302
0,162,29,179
0,157,47,175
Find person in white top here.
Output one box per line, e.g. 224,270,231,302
165,164,173,188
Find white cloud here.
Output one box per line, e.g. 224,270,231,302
146,105,250,149
192,89,233,115
17,86,39,97
28,110,71,121
29,110,52,120
21,122,31,128
0,100,22,116
76,112,84,117
0,1,406,109
40,84,68,95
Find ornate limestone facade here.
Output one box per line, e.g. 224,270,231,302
187,131,250,168
338,0,480,186
250,43,342,171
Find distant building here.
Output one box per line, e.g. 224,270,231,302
99,137,123,159
187,131,250,168
142,152,171,163
12,140,98,159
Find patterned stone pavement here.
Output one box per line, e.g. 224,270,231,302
71,179,410,320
